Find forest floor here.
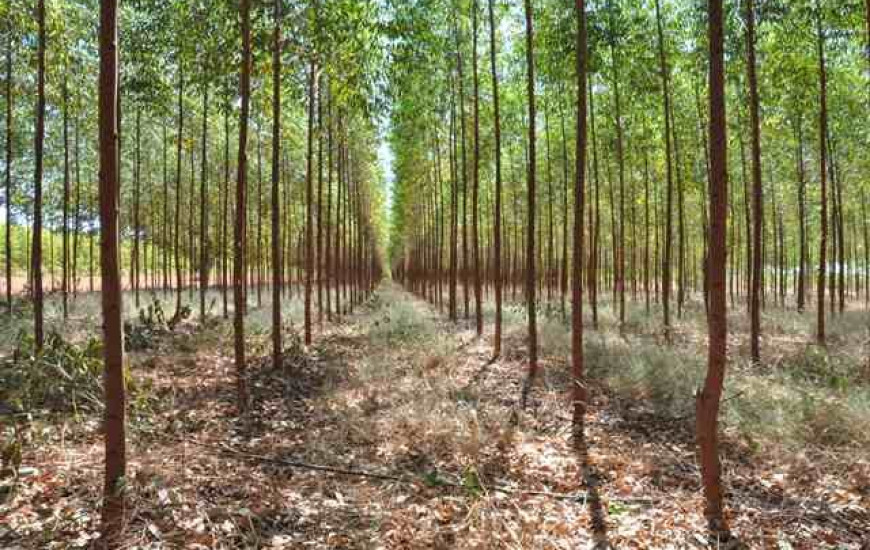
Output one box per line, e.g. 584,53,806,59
1,284,869,549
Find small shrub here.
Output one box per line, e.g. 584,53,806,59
124,298,172,351
0,331,151,416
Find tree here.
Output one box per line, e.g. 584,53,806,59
271,0,282,369
571,0,588,443
654,0,674,341
608,0,626,330
5,29,12,315
235,0,252,414
488,0,502,358
520,0,538,411
98,0,126,539
815,0,828,346
305,60,316,346
33,0,46,350
696,0,729,537
745,0,763,364
471,0,483,337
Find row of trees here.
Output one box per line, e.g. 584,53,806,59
388,0,868,539
3,0,387,345
390,0,870,359
5,0,387,542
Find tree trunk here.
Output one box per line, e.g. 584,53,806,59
571,0,588,444
98,0,126,538
588,76,600,329
174,63,185,320
271,0,282,368
796,113,807,313
815,0,828,345
316,78,324,324
4,32,11,314
133,107,141,308
304,61,317,345
223,103,230,318
696,0,729,535
33,0,46,350
488,0,502,357
745,0,763,363
520,0,538,410
609,0,626,328
471,0,483,336
200,84,210,319
235,0,252,413
654,0,674,341
62,77,71,318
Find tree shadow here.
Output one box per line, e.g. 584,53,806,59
574,431,611,549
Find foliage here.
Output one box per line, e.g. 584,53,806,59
0,331,150,415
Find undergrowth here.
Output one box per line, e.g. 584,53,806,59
0,331,153,416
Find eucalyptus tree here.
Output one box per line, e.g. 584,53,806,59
98,0,125,539
488,0,503,358
271,0,283,368
235,0,252,414
696,0,730,536
520,0,539,410
571,0,588,443
745,0,763,362
33,0,46,350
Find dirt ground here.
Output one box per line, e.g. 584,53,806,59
1,285,868,548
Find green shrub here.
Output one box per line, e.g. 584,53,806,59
0,331,151,416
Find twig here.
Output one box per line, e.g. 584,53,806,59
176,437,656,504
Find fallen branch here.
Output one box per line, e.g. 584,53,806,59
176,437,656,505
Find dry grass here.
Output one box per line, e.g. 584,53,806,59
1,284,868,548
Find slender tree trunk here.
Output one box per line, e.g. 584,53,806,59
588,77,600,329
449,83,459,321
643,147,651,312
133,107,141,308
559,108,569,318
98,0,126,538
4,33,11,313
655,0,674,341
571,0,588,443
471,0,483,336
609,0,626,328
316,78,324,324
455,18,470,321
256,134,263,307
271,0,282,368
815,0,828,345
235,0,252,413
520,0,538,410
200,84,210,319
174,63,185,320
223,103,230,318
544,108,555,304
162,124,169,293
72,122,82,299
325,91,333,320
831,138,845,314
33,0,46,350
304,61,317,345
696,0,729,534
62,77,70,318
488,0,502,357
746,0,763,363
796,113,807,313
